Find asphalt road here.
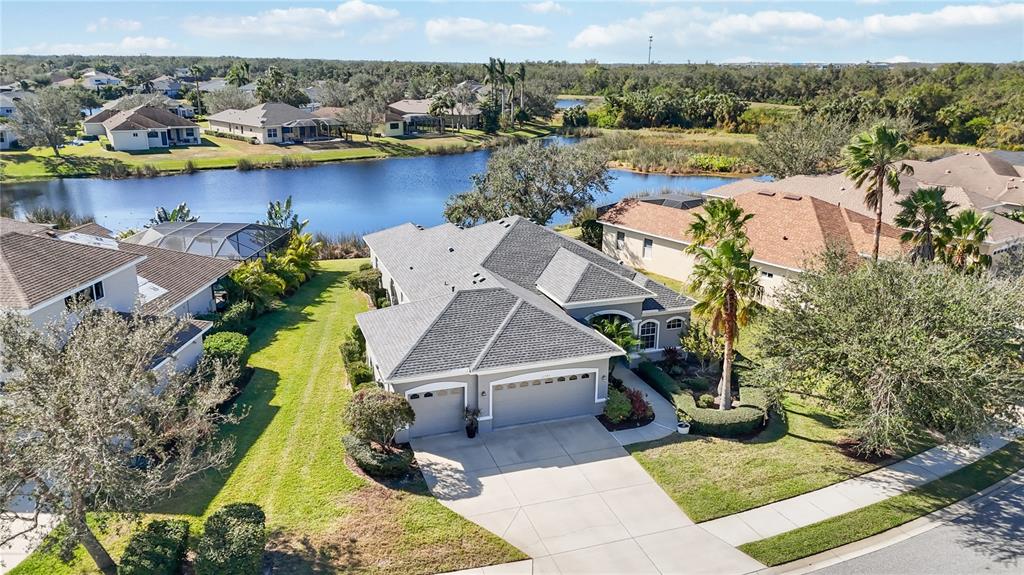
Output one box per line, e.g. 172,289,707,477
812,478,1024,575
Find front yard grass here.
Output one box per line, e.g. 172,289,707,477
11,259,523,575
628,396,928,523
739,439,1024,566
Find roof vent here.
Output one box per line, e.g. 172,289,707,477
497,219,505,225
783,194,802,201
448,247,455,253
451,285,456,292
757,191,776,197
840,186,846,191
409,266,414,270
472,272,480,277
945,169,952,174
478,277,486,283
782,235,789,241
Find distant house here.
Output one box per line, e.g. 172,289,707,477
0,124,17,150
198,78,256,94
0,90,33,117
206,102,340,144
386,98,481,134
101,94,195,118
83,105,200,151
148,75,182,98
79,68,122,91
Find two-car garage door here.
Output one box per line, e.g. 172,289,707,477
491,371,597,429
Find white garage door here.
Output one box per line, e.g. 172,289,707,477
407,386,465,438
492,371,597,429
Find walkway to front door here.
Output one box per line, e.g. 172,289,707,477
412,417,764,574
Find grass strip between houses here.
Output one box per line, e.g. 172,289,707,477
738,438,1024,567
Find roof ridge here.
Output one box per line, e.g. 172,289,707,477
469,297,524,371
383,291,465,380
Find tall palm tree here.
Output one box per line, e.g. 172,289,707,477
495,58,509,120
226,61,251,87
689,240,761,410
482,58,498,107
894,186,956,262
844,123,914,261
515,62,526,120
685,198,753,254
940,210,993,274
505,75,517,123
189,64,204,114
593,317,639,378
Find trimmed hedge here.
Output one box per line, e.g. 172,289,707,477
675,386,769,437
195,503,267,575
118,519,189,575
219,300,255,333
342,434,414,477
635,361,681,402
203,331,250,365
203,129,258,144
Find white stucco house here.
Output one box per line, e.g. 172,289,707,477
206,102,339,144
79,68,122,91
83,105,200,151
599,191,907,305
357,216,694,440
0,218,238,382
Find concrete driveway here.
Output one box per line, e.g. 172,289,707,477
412,417,764,575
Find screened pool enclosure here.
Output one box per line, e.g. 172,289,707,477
124,222,290,261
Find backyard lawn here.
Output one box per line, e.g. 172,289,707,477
11,259,523,575
629,396,929,523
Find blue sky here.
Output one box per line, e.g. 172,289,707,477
2,1,1022,63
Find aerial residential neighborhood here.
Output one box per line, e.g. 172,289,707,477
1,2,1023,575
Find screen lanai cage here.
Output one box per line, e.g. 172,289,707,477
124,222,290,261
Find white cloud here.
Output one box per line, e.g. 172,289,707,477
361,18,416,44
425,17,551,45
569,3,1024,50
882,55,913,63
523,2,570,15
9,36,176,56
86,17,143,33
184,0,400,39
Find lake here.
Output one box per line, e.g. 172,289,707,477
555,98,588,109
1,146,743,235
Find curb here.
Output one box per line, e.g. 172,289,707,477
752,469,1024,575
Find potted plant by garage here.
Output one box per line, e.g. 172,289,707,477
677,418,692,435
464,407,481,438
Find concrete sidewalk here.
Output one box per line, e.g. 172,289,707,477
701,432,1015,546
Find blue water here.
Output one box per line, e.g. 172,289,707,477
555,98,588,109
1,146,742,235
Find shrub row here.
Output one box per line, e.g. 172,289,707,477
118,519,189,575
340,324,374,390
195,503,267,575
203,129,258,145
675,386,769,437
203,331,250,366
342,434,414,477
636,361,681,403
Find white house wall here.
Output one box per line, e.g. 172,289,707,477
108,130,154,151
83,123,107,137
169,286,216,317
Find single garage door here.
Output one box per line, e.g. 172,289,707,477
407,386,465,438
492,371,596,429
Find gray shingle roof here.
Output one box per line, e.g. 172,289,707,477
0,232,143,310
206,102,314,128
356,287,621,381
537,247,654,304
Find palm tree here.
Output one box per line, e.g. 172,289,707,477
689,239,761,410
482,58,498,107
843,123,914,261
894,186,956,262
593,317,639,378
226,61,251,87
505,75,517,123
515,62,526,120
685,198,753,254
940,210,993,274
150,202,198,226
189,64,204,114
429,91,454,134
495,58,509,120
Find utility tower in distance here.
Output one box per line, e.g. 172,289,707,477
648,35,653,64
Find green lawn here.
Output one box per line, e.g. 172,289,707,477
12,259,523,575
740,439,1024,567
629,396,927,523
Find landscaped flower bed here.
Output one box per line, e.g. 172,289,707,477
598,380,655,431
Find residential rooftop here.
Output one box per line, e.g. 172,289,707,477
100,105,198,132
206,102,315,127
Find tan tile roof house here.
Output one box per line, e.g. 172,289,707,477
359,215,694,440
84,105,200,151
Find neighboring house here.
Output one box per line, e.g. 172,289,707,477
600,192,907,304
198,78,255,94
103,94,196,118
84,105,201,151
381,110,405,137
122,222,291,261
0,90,34,117
79,68,122,90
0,124,17,150
206,102,340,144
708,152,1024,258
148,74,181,98
0,221,237,380
386,99,481,134
358,216,694,440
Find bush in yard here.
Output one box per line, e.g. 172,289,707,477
358,262,372,271
195,503,267,575
676,387,769,437
118,519,189,575
203,331,249,366
347,268,382,295
340,339,363,366
218,300,254,333
347,363,374,387
342,434,415,477
604,387,631,424
625,387,653,419
343,387,414,448
635,361,681,402
698,394,715,408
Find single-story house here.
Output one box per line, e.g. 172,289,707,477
386,99,481,134
707,152,1024,258
206,102,341,144
600,190,907,304
0,124,17,150
79,68,122,91
84,105,200,151
147,75,181,98
198,78,256,94
122,222,291,261
0,221,238,381
358,215,694,440
0,90,33,117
